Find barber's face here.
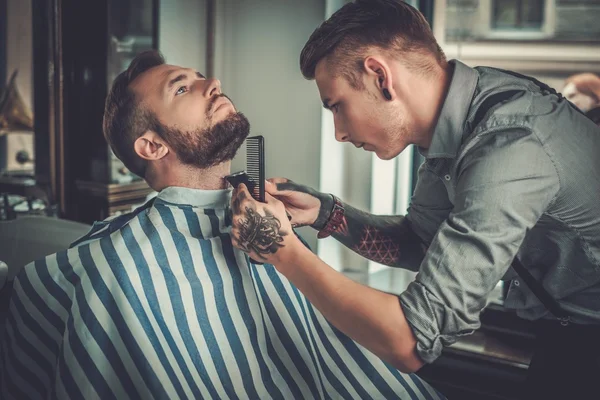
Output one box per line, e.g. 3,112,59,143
314,60,408,160
132,64,249,168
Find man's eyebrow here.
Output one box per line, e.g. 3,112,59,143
196,71,205,79
167,74,187,92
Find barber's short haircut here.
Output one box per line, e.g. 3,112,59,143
300,0,445,90
103,50,166,178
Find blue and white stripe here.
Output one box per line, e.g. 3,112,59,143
1,187,445,399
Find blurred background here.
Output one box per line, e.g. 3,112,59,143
1,1,599,398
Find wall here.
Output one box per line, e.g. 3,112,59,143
157,0,377,266
159,0,208,76
214,0,326,250
5,0,32,110
0,0,6,86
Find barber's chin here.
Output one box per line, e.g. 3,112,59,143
374,148,397,161
363,144,382,157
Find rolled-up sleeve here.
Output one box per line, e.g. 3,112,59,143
400,128,560,363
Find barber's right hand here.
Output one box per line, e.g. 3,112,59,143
266,178,334,230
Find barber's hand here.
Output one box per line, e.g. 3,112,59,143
230,183,300,264
266,178,334,230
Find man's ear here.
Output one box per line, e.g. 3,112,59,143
134,130,169,161
364,56,395,100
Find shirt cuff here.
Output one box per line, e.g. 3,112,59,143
399,281,475,364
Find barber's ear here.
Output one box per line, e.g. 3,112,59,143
364,56,395,101
134,131,169,161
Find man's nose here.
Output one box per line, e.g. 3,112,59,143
203,78,222,98
334,127,349,143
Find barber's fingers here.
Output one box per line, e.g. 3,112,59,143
265,180,279,195
267,177,290,185
265,190,283,207
265,178,300,198
265,191,293,221
238,183,253,201
265,179,288,195
236,183,249,193
232,183,253,214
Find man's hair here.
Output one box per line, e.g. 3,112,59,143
103,50,166,178
300,0,445,89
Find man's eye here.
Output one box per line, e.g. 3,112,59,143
176,86,188,95
331,104,339,113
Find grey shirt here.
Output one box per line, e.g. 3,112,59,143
398,60,600,364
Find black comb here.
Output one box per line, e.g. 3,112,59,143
225,136,265,265
225,136,265,202
245,136,265,202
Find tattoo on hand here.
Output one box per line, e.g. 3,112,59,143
276,180,333,229
353,226,401,265
232,189,248,215
238,206,287,258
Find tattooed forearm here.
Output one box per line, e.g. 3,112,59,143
238,206,288,259
332,203,426,270
352,224,402,265
271,179,427,269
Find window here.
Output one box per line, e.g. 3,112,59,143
444,0,600,42
492,0,545,30
434,1,600,77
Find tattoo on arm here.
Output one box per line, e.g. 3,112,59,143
332,204,426,268
237,206,288,260
350,221,401,265
272,179,427,268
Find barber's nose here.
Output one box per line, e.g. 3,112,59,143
204,78,222,97
334,128,349,143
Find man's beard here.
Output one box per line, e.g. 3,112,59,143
162,111,250,169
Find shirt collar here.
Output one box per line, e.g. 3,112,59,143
420,59,479,159
155,186,232,209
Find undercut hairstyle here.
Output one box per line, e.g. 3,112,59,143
300,0,445,90
103,50,166,178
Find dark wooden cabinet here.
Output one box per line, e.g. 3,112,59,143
32,0,158,224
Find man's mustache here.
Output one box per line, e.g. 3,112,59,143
208,93,233,115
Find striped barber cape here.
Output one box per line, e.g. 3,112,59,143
1,186,445,400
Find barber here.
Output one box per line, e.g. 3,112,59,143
230,1,600,399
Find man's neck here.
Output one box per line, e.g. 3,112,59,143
412,61,454,149
151,162,232,191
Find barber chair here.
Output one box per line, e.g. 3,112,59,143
0,215,90,334
0,215,91,283
0,172,91,330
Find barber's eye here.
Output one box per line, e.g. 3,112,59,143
176,86,188,95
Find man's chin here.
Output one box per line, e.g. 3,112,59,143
375,148,400,161
171,111,250,169
204,112,250,165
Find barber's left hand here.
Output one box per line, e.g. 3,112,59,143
230,183,300,265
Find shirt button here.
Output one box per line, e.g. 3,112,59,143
514,280,520,287
444,175,451,181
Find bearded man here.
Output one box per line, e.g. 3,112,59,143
0,50,444,400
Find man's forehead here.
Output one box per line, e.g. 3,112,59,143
130,64,182,95
315,59,335,86
315,59,345,99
